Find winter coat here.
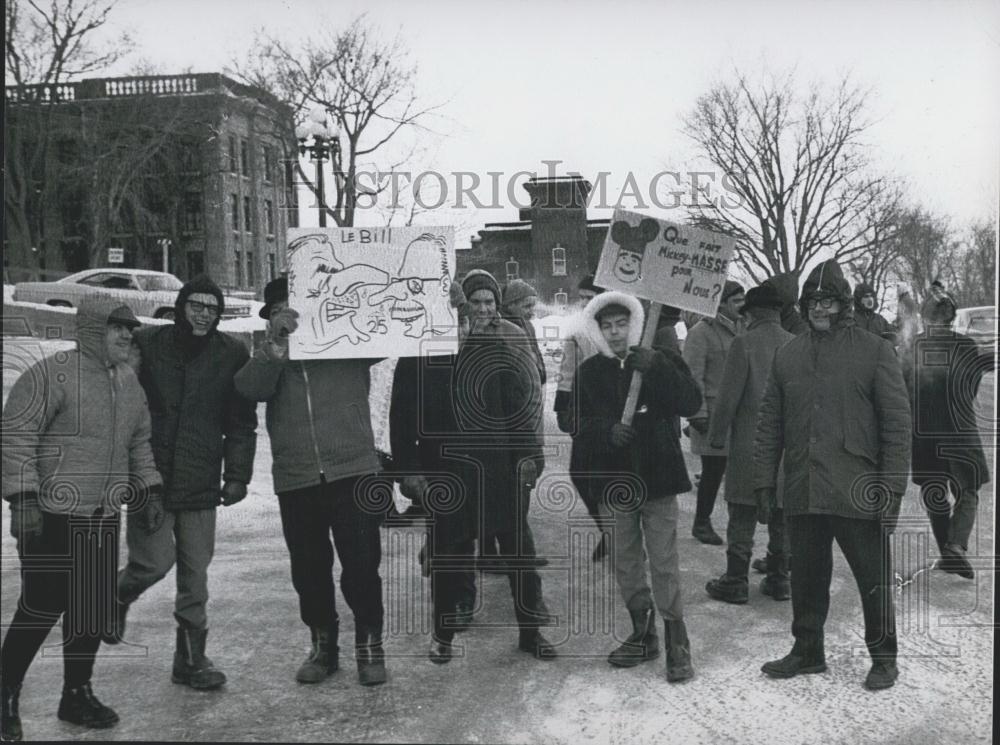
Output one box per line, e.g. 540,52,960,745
389,354,476,545
2,297,162,516
452,315,544,536
571,292,702,502
763,271,810,335
753,316,912,519
853,283,893,340
134,324,257,510
505,314,547,386
234,355,381,495
902,328,992,491
682,314,741,455
707,311,793,505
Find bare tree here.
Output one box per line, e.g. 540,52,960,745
682,69,902,284
228,15,442,228
955,219,997,307
4,0,133,279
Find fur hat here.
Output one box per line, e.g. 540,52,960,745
583,291,645,358
740,284,784,314
721,280,745,302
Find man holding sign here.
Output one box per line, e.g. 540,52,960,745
570,291,702,681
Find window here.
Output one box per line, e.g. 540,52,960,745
240,139,249,174
262,145,275,182
187,251,205,278
234,249,242,286
554,290,568,307
228,136,238,173
285,160,299,228
246,252,256,288
268,252,276,280
182,192,203,232
243,196,253,233
505,257,519,282
264,199,275,235
552,245,567,276
230,194,239,231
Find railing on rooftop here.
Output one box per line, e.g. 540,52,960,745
5,73,241,104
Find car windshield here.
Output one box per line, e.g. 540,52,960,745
135,274,184,292
968,316,996,334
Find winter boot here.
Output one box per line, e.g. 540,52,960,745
428,635,453,665
761,642,827,679
1,684,22,741
864,660,899,690
355,626,387,686
939,543,974,579
691,520,723,546
760,553,791,601
518,628,557,660
101,600,130,645
172,628,227,690
607,599,660,667
751,558,767,574
296,623,339,683
706,553,750,604
56,682,119,729
662,619,694,683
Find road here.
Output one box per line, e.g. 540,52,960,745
1,338,995,743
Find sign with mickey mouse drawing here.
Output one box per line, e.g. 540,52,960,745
594,208,737,317
286,225,457,359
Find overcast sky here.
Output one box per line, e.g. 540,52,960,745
104,0,1000,243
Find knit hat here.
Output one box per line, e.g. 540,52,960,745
502,279,538,309
175,274,225,334
721,280,745,302
461,269,501,308
740,284,784,314
260,276,288,319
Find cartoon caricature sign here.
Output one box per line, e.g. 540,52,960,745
594,208,737,316
286,226,456,359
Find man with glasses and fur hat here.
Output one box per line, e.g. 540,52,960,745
753,259,911,691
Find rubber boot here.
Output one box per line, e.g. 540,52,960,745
1,683,23,741
296,623,339,683
607,598,660,667
662,619,694,682
56,682,119,729
355,626,387,686
171,628,227,690
760,553,791,601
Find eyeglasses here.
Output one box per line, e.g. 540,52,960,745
186,300,221,316
806,297,838,310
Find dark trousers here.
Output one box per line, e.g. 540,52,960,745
695,455,727,523
788,514,897,661
277,477,384,632
429,539,476,641
921,480,979,552
1,511,119,690
726,503,788,572
495,528,548,629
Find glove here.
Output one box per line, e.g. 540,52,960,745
220,480,248,507
755,487,777,525
688,418,709,436
627,346,657,374
400,475,428,502
879,490,904,535
9,492,43,547
521,458,539,489
269,307,299,339
610,423,636,448
136,486,165,535
556,408,573,434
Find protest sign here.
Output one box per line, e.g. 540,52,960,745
286,226,457,360
593,208,737,316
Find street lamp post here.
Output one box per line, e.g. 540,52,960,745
295,106,340,228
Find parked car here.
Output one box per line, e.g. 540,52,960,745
954,305,997,358
12,269,252,320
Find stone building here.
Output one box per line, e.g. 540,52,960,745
4,73,297,292
460,175,610,308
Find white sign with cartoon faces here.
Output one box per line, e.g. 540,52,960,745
286,226,456,359
594,208,737,316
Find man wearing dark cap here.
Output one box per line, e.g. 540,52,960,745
454,269,556,660
112,274,257,691
705,284,793,605
682,279,745,544
235,276,389,687
2,298,162,738
853,283,894,341
754,259,911,691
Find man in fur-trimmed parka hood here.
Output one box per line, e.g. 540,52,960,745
570,291,702,682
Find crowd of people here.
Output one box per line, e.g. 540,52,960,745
1,256,993,740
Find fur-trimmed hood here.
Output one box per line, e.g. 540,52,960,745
582,291,645,358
